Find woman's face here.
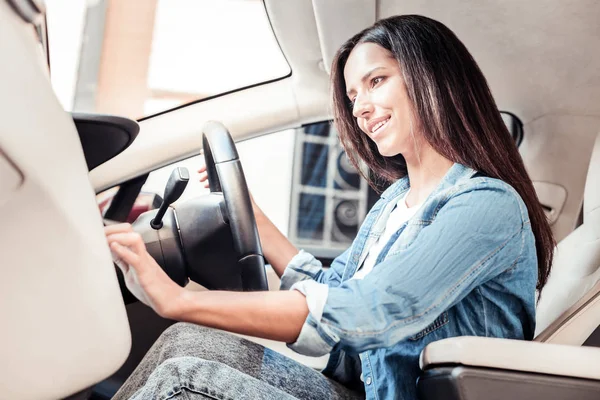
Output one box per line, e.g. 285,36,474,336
343,42,417,158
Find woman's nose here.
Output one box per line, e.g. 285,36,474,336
352,95,373,118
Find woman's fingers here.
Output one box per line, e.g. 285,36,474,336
197,166,210,188
104,225,184,317
106,232,147,265
110,241,140,268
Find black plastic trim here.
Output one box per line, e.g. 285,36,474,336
72,112,139,171
500,111,524,147
104,174,148,222
73,112,140,135
418,365,600,400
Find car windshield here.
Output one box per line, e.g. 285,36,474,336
45,0,290,120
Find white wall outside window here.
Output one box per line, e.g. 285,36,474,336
142,129,296,235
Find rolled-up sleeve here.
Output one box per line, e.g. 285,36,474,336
280,247,351,290
286,185,529,356
280,250,323,290
287,280,334,356
279,248,351,355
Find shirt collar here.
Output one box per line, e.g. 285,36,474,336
379,163,479,200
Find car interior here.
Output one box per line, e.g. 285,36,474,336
2,0,600,399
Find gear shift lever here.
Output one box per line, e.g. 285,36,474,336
150,167,189,229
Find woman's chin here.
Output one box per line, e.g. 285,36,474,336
376,143,400,157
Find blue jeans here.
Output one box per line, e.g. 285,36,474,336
113,323,364,399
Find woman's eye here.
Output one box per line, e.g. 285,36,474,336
371,76,384,87
349,98,356,108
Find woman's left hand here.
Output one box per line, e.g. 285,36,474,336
105,223,185,319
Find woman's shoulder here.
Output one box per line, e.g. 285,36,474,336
438,175,531,225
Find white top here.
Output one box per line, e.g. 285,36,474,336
351,189,422,280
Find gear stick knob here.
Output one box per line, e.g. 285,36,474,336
151,167,189,229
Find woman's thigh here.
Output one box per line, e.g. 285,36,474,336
113,322,363,400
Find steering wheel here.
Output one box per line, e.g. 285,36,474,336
128,121,268,292
199,121,267,290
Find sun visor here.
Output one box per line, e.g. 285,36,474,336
312,0,376,74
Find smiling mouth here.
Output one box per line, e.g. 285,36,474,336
370,117,390,136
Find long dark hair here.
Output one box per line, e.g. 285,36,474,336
331,15,554,293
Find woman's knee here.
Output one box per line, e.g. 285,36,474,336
153,323,264,365
160,322,213,343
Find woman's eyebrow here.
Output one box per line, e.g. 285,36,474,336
346,66,386,97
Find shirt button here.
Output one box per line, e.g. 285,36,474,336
366,377,372,385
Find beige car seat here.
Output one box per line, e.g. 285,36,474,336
0,2,130,399
534,132,600,344
419,132,600,399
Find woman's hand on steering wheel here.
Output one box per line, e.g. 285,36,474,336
105,223,185,319
198,164,211,189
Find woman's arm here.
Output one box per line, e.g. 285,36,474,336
105,223,308,342
252,204,300,278
176,288,308,342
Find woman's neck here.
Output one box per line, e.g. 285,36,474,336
404,144,453,207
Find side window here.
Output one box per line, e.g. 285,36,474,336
141,156,209,203
288,121,372,253
138,129,297,236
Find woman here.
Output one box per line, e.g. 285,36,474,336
107,15,554,400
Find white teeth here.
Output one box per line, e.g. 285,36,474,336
371,118,390,133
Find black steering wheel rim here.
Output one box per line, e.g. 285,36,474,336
201,121,267,291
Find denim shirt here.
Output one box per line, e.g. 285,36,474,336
280,163,538,400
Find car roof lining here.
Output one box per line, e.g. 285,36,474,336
307,0,600,124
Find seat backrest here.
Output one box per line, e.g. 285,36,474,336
0,3,130,399
535,131,600,344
